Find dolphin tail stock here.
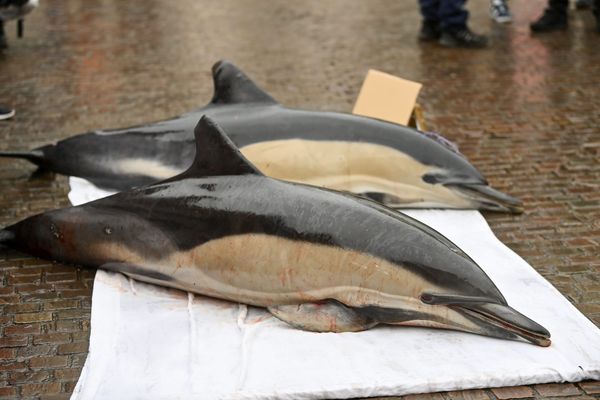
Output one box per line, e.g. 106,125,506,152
0,149,46,165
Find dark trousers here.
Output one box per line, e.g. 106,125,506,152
418,0,468,31
549,0,600,17
548,0,568,14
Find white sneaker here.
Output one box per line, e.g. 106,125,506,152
490,0,513,23
0,106,15,120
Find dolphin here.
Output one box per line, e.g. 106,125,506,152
0,116,549,346
0,61,522,213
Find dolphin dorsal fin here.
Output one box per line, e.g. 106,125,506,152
184,116,262,177
210,60,277,105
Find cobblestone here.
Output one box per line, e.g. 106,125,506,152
581,382,600,395
1,0,599,399
492,386,535,399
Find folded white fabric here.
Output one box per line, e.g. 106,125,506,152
68,177,600,400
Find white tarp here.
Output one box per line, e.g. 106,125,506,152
68,177,600,400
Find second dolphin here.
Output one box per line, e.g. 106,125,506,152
0,61,522,212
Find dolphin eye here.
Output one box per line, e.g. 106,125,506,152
420,293,435,304
422,173,444,184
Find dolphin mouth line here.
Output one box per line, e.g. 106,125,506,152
446,184,524,214
455,306,551,347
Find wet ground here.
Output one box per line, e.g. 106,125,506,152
0,0,599,399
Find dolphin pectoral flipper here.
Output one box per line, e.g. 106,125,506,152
100,262,174,283
268,301,378,333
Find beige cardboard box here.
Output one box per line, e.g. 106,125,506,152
353,69,426,130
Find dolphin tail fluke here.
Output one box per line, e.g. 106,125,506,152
0,149,45,165
268,300,378,332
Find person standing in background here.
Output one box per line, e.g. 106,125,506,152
531,0,600,32
0,19,6,49
0,0,38,49
1,0,37,120
418,0,488,48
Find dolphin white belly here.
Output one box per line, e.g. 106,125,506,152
241,139,473,209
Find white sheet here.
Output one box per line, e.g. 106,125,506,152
68,177,600,400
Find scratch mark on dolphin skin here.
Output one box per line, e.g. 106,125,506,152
49,223,63,240
128,277,137,295
236,304,251,391
114,159,181,180
187,292,197,390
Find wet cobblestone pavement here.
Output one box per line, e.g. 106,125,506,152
0,0,599,399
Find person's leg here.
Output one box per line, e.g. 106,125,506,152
549,0,569,14
490,0,513,23
530,0,569,32
438,0,488,48
0,20,7,50
575,0,593,10
594,0,600,32
418,0,442,41
438,0,468,32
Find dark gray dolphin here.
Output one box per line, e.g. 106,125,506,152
0,116,549,346
0,61,522,213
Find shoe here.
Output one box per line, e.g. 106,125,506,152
0,106,15,120
439,28,488,48
490,0,513,23
419,21,441,41
0,21,5,50
530,9,568,32
575,0,593,9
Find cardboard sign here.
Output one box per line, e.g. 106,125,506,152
353,69,422,126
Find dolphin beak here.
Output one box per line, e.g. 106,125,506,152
453,303,551,347
446,184,524,214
